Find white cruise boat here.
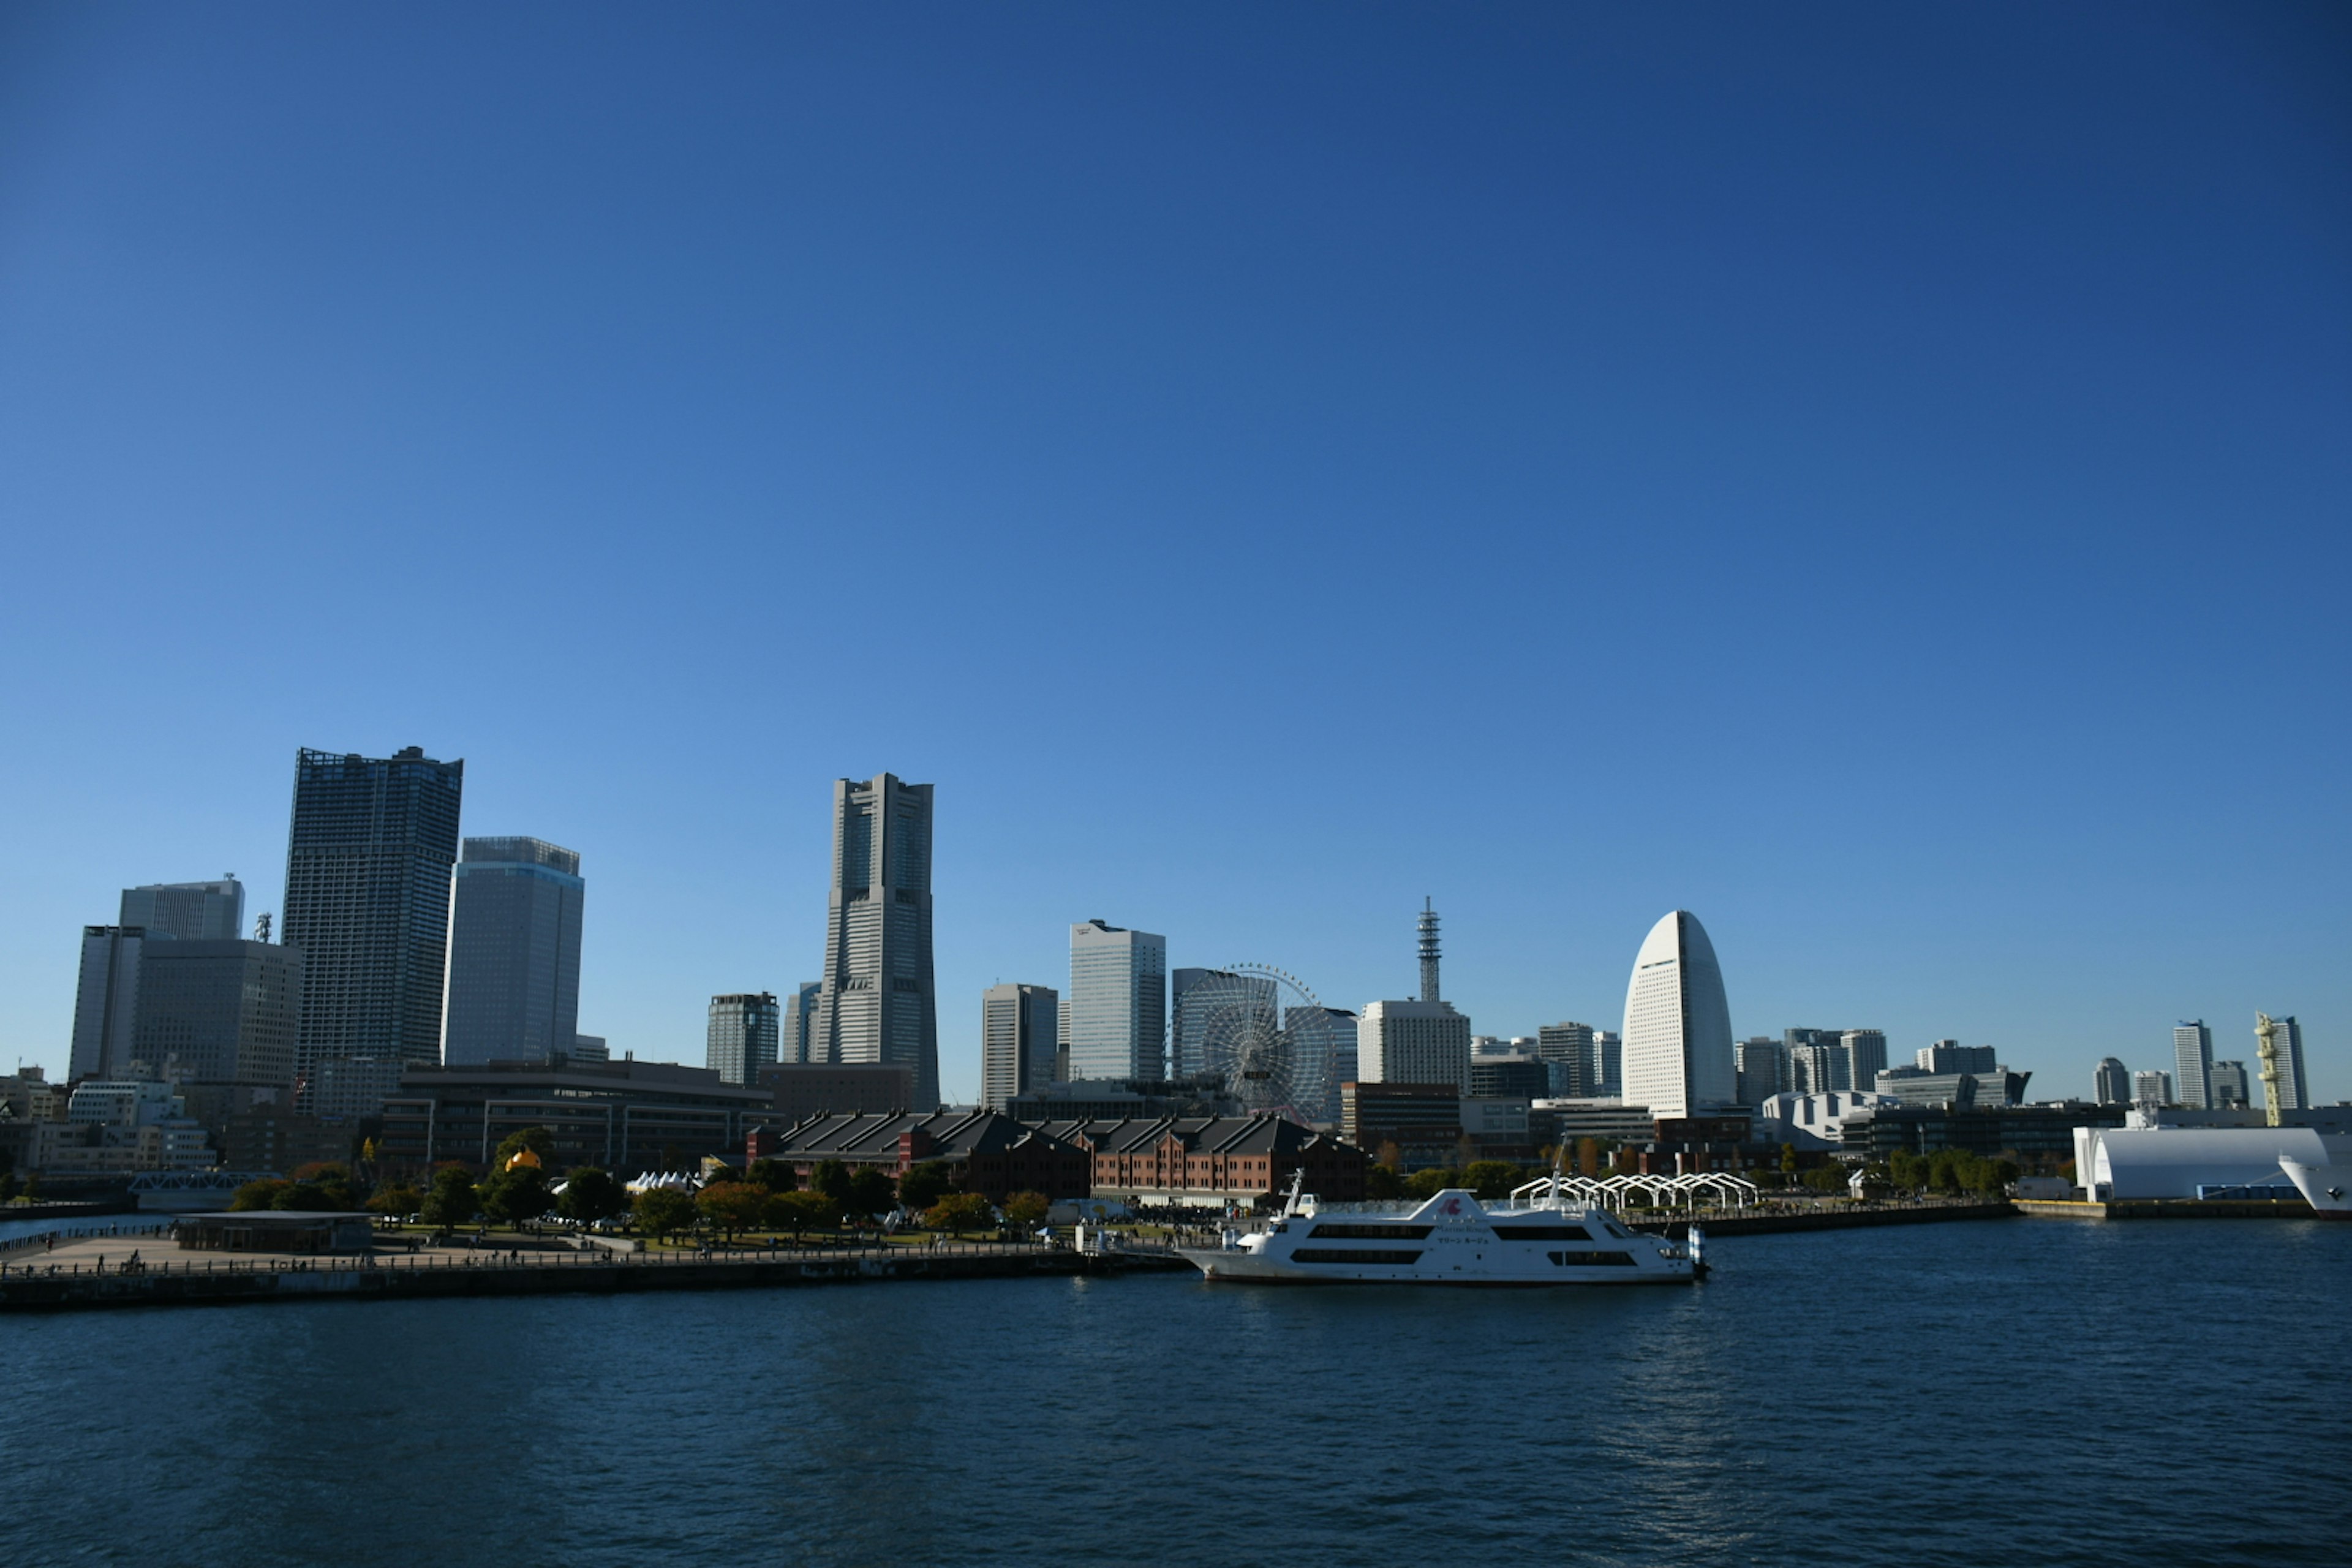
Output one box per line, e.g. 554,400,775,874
2278,1158,2351,1219
1177,1177,1702,1286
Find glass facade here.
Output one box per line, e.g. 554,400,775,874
707,993,781,1085
2172,1020,2214,1109
119,879,244,941
282,747,464,1091
1068,920,1166,1081
441,837,584,1067
810,775,938,1106
981,983,1058,1110
130,938,301,1088
1620,910,1736,1119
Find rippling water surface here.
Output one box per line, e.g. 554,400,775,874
3,1218,2344,1566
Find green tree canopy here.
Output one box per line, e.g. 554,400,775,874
696,1180,768,1235
766,1189,840,1234
0,1172,18,1204
419,1165,478,1227
925,1193,994,1233
810,1159,852,1204
367,1182,423,1217
896,1162,953,1213
230,1178,291,1212
743,1158,796,1194
633,1186,696,1237
1001,1191,1049,1227
845,1167,896,1216
1403,1167,1461,1199
556,1166,627,1224
1460,1160,1525,1199
478,1166,552,1224
1364,1164,1405,1200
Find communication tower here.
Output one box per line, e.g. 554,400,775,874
1417,898,1442,1003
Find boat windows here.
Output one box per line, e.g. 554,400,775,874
1547,1250,1637,1267
1488,1225,1591,1242
1290,1248,1425,1265
1306,1223,1434,1240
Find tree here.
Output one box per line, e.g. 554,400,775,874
1364,1164,1405,1200
811,1159,852,1205
1403,1167,1460,1199
20,1175,38,1202
478,1166,551,1224
925,1193,994,1233
1801,1163,1848,1194
896,1161,953,1213
231,1178,292,1212
845,1166,895,1216
1780,1142,1800,1175
0,1171,17,1204
1888,1150,1928,1190
697,1180,768,1238
288,1163,358,1209
743,1158,796,1194
273,1181,348,1210
1001,1191,1049,1227
556,1166,627,1224
766,1189,840,1235
420,1165,478,1227
368,1182,423,1217
1577,1138,1604,1178
1461,1161,1523,1199
633,1186,696,1237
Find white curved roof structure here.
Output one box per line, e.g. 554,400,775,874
2089,1126,2328,1200
1621,910,1736,1120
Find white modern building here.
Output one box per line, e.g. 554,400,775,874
2074,1124,2341,1200
1357,1000,1472,1091
2134,1069,2174,1106
1754,1089,1898,1152
2094,1056,2131,1105
2172,1020,2214,1109
1068,919,1166,1080
1620,910,1736,1121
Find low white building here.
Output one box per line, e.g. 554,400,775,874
1755,1090,1899,1152
2074,1125,2337,1200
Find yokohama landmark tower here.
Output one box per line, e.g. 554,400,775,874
809,774,938,1107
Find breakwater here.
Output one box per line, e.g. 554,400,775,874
2015,1197,2318,1220
0,1241,1189,1314
1630,1199,2013,1238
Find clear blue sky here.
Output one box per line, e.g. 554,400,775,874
2,3,2346,1105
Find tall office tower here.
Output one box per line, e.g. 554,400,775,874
570,1033,610,1064
2209,1058,2250,1109
2169,1020,2214,1110
1917,1040,1997,1074
2133,1069,2174,1107
1356,1000,1472,1091
282,747,464,1090
1594,1030,1622,1097
1734,1036,1787,1107
1539,1021,1601,1098
1841,1030,1888,1093
1172,968,1278,1080
441,837,584,1067
132,939,302,1089
1055,1000,1071,1082
69,926,153,1080
2093,1056,2132,1106
119,879,244,941
1068,919,1167,1080
980,984,1059,1110
1621,910,1736,1120
1785,1028,1849,1091
707,993,781,1085
2260,1016,2309,1112
1788,1041,1836,1096
1417,899,1442,1003
1287,1005,1357,1123
780,982,822,1065
809,774,938,1106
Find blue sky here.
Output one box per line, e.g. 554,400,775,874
2,3,2346,1104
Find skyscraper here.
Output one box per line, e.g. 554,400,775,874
780,981,821,1065
1357,1000,1472,1090
2171,1020,2214,1110
1735,1036,1787,1107
132,938,301,1089
1539,1021,1601,1098
1067,919,1166,1081
282,747,464,1090
1594,1030,1622,1097
2209,1058,2250,1109
69,925,153,1080
119,879,244,941
2133,1069,2174,1107
1620,910,1736,1120
981,983,1058,1110
2094,1056,2132,1106
441,837,584,1067
1786,1028,1847,1091
809,774,938,1106
708,993,781,1085
1841,1029,1888,1093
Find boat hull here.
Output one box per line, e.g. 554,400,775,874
2278,1158,2352,1218
1176,1247,1694,1285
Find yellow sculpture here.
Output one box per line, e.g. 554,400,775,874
505,1147,544,1172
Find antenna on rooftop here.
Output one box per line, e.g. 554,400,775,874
1417,897,1441,1004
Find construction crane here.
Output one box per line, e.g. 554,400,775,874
2255,1012,2284,1128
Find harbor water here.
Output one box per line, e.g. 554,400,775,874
2,1216,2343,1566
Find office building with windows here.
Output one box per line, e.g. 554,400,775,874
282,747,465,1090
810,774,938,1106
2210,1058,2250,1109
1621,910,1736,1121
131,938,301,1089
1357,1000,1472,1092
1735,1036,1787,1107
2133,1069,2174,1106
1841,1029,1888,1093
1289,1005,1357,1124
707,993,782,1086
780,981,822,1065
119,879,245,941
2094,1056,2132,1106
1917,1040,1997,1073
70,925,153,1081
2172,1020,2214,1110
981,984,1060,1110
442,837,584,1067
571,1033,609,1064
1785,1028,1849,1091
1068,919,1166,1082
1538,1022,1600,1099
2261,1016,2309,1112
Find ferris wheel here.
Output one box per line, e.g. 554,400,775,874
1170,963,1341,1125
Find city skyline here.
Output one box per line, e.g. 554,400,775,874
1,8,2344,1107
